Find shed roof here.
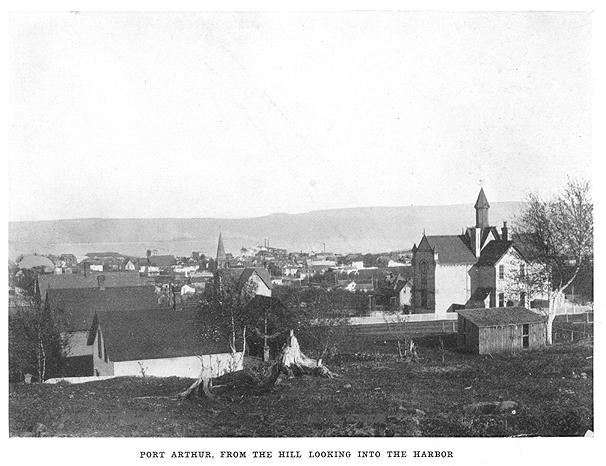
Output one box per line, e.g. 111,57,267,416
457,307,546,327
47,285,164,332
92,309,234,362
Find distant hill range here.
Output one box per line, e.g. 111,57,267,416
8,202,524,259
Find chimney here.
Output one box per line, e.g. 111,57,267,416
474,228,482,258
97,274,106,291
502,221,509,241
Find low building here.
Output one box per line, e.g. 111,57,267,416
89,309,243,378
37,271,147,302
457,307,546,354
45,279,167,376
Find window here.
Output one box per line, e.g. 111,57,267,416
421,290,428,308
97,330,102,359
520,264,525,278
498,293,505,307
522,324,529,348
498,265,505,279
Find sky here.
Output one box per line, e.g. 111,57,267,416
8,11,592,221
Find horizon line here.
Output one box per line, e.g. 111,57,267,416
8,199,524,224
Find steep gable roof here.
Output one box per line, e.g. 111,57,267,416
92,309,234,362
47,285,164,332
420,235,477,264
476,240,515,266
458,307,546,327
219,267,273,291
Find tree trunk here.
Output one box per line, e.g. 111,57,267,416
278,330,339,378
546,290,564,345
178,330,337,399
178,358,214,399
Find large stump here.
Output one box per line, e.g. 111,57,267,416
178,330,337,399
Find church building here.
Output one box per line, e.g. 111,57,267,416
411,188,534,315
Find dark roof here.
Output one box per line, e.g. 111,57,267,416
47,285,164,332
469,287,492,302
475,188,490,208
511,233,537,260
419,235,477,264
38,271,146,297
219,267,273,291
92,309,234,362
476,241,514,266
457,307,546,327
148,255,177,267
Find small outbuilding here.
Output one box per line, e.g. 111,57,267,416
457,307,546,354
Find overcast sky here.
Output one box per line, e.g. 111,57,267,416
8,11,591,221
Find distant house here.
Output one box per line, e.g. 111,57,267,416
45,280,167,376
457,307,546,354
123,258,137,271
89,309,243,378
216,267,273,299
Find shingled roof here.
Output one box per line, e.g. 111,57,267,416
476,240,515,266
91,309,234,362
421,235,477,264
37,272,146,299
46,285,164,332
458,307,546,327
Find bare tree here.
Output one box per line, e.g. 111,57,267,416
512,178,593,344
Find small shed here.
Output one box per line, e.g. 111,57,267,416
457,307,546,354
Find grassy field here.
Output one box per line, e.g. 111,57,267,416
9,337,593,437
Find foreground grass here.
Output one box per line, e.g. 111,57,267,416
9,339,593,437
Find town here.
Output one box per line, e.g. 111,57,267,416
8,186,594,437
7,10,593,445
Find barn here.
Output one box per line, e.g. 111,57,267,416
457,307,546,354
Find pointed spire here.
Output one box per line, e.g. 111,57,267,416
216,232,226,269
474,188,490,228
474,187,490,209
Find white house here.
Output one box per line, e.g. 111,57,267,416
411,188,542,315
89,309,243,378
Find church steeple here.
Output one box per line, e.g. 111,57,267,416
216,232,227,269
474,188,490,228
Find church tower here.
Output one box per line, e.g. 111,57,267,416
216,232,227,269
475,187,490,229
